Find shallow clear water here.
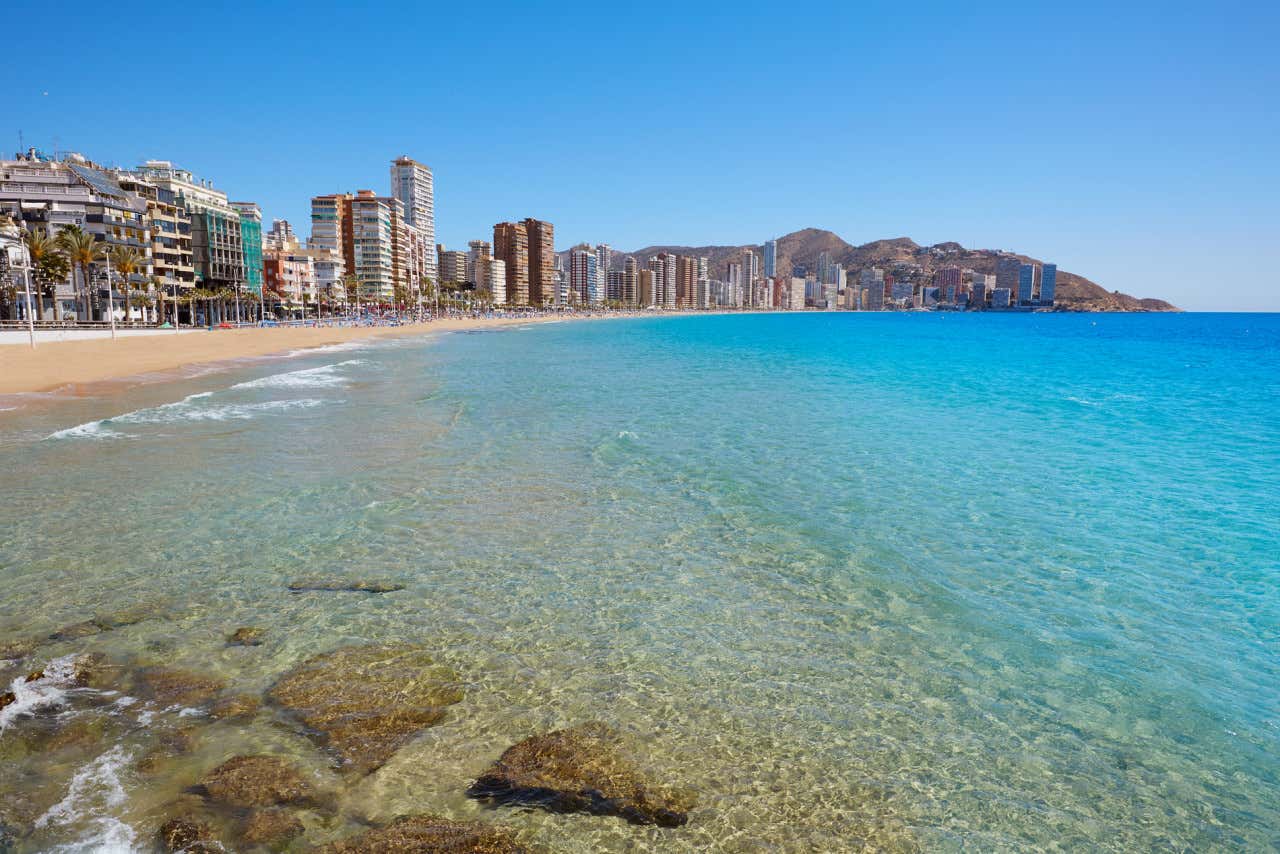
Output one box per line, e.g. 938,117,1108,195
1,313,1278,852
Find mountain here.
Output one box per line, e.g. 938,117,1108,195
561,228,1177,311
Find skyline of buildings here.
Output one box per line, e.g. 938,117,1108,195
1,145,1060,321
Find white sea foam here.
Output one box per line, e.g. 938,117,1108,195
45,817,139,854
46,396,330,440
0,654,81,733
46,421,127,440
232,360,364,390
38,745,136,853
284,340,371,358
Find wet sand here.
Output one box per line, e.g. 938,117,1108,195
0,315,581,395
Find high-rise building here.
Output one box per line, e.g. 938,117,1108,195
860,267,885,311
309,193,352,262
487,258,506,305
606,269,625,303
787,277,806,310
137,160,244,299
113,171,194,308
676,255,697,307
230,202,263,295
390,156,436,284
345,190,406,302
438,249,468,285
991,287,1012,308
934,266,961,292
762,239,777,279
1040,263,1057,305
817,251,833,285
725,261,741,306
595,243,612,301
493,222,529,305
995,255,1022,295
638,269,656,307
623,256,639,306
522,218,555,305
741,248,757,306
569,246,599,304
467,240,491,286
1018,263,1036,305
971,273,994,309
264,219,296,249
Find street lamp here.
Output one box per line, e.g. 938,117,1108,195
102,253,117,340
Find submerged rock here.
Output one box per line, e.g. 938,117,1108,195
157,817,219,853
468,723,693,827
227,627,266,646
198,755,316,809
240,807,305,848
267,644,463,774
209,693,261,721
287,579,405,594
48,620,103,642
134,666,226,707
0,638,36,661
137,727,200,774
317,815,526,854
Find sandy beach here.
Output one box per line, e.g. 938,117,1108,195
0,315,569,395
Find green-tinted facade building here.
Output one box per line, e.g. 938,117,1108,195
233,202,263,295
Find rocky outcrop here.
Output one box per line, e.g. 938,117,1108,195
157,817,220,853
197,755,317,809
0,638,35,661
468,723,693,827
267,644,464,774
209,693,261,721
317,815,526,854
287,579,405,594
241,807,305,848
134,666,225,707
227,627,266,646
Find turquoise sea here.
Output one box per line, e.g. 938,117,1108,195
0,312,1277,852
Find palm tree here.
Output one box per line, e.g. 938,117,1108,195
56,226,98,321
22,230,56,320
105,246,143,324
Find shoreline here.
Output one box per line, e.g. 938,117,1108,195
0,313,630,398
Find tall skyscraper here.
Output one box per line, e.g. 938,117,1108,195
522,218,555,305
569,246,599,304
595,244,610,305
860,267,885,311
725,261,742,306
676,255,697,307
493,222,529,305
763,239,777,278
390,156,436,284
623,256,639,306
1039,263,1057,305
817,251,833,285
638,269,656,307
741,248,757,306
1018,263,1036,305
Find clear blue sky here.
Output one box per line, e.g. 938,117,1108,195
8,1,1278,310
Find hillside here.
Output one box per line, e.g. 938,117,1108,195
564,228,1177,311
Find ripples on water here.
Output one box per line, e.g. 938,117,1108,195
0,314,1278,852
